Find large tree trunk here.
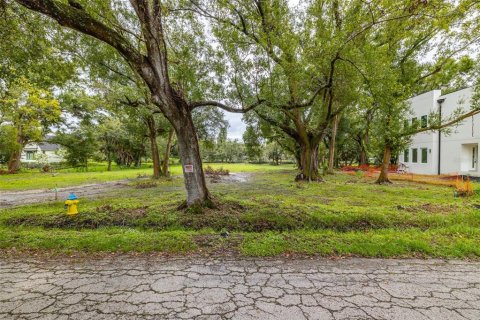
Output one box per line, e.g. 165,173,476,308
359,149,368,166
7,148,22,173
162,128,174,177
359,132,370,166
376,144,392,184
8,128,24,173
107,155,112,171
296,142,322,182
150,135,161,179
327,115,339,174
146,116,162,179
173,111,210,206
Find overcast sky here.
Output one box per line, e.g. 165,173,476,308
224,112,245,141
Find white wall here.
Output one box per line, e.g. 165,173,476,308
399,90,441,175
438,87,479,175
401,87,479,176
20,144,41,163
20,143,64,164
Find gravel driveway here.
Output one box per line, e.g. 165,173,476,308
0,181,128,208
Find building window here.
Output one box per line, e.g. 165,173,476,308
473,146,477,169
412,148,418,163
404,149,409,162
26,151,36,160
412,117,419,128
421,148,428,163
421,115,428,128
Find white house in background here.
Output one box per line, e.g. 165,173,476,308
20,141,63,163
398,87,479,176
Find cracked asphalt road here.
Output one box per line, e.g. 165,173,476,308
1,257,479,320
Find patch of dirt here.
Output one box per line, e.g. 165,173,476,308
134,180,158,189
312,196,332,204
208,172,252,184
95,204,149,219
346,201,367,207
193,234,244,256
178,201,247,230
396,203,457,214
344,179,361,184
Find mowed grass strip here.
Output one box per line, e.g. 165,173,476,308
0,226,196,253
241,227,480,258
1,227,478,258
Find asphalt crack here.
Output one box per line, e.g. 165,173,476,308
0,257,479,319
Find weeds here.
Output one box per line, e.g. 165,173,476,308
205,166,230,175
455,176,474,197
4,201,475,232
134,180,158,189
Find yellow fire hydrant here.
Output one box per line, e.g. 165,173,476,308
64,193,79,215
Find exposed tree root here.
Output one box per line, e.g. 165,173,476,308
375,179,393,185
177,195,218,213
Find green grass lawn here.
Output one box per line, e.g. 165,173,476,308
0,162,293,190
1,168,480,258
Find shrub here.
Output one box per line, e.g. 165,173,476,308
205,166,229,175
455,175,474,197
134,180,158,189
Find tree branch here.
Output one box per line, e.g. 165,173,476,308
97,61,137,84
414,35,480,84
15,0,146,67
187,0,282,64
254,110,299,140
190,99,266,113
403,109,480,137
340,13,415,50
281,83,330,110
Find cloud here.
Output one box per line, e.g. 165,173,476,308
223,112,246,141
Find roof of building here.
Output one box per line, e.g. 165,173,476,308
38,142,61,152
410,86,472,100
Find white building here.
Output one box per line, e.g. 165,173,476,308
399,87,479,176
21,141,63,164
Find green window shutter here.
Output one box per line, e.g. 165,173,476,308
412,148,418,163
412,117,418,128
421,115,428,128
421,148,428,163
